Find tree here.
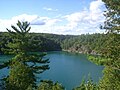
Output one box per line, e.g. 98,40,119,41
102,0,120,33
37,80,65,90
0,21,49,89
73,78,99,90
0,32,10,54
75,0,120,89
98,0,120,89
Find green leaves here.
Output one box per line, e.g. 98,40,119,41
38,80,65,90
102,0,120,33
5,60,36,90
17,20,31,33
0,21,50,89
96,0,120,89
4,21,32,55
73,78,99,90
0,60,11,69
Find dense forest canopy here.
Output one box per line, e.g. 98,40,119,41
0,32,107,55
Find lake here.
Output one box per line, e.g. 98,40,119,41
0,51,104,90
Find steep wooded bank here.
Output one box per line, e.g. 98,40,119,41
0,32,107,55
61,33,109,55
0,32,75,53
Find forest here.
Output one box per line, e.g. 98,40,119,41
0,0,120,90
0,32,108,55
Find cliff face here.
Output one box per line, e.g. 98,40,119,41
63,45,98,55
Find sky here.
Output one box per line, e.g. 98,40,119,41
0,0,106,35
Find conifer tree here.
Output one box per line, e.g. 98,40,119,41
0,21,49,90
99,0,120,89
74,0,120,90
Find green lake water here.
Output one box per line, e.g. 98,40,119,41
0,51,104,90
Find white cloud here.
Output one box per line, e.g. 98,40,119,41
45,19,61,26
0,0,105,35
0,14,61,32
90,0,104,13
60,0,105,34
43,7,58,11
64,10,88,30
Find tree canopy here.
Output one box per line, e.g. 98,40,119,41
0,21,49,89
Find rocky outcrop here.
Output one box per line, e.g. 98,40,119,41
62,45,98,55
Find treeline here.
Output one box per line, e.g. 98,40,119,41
29,33,75,52
0,32,75,53
0,32,108,55
61,33,109,54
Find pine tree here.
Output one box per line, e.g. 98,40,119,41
75,0,120,90
0,21,49,89
99,0,120,89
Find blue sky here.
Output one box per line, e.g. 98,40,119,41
0,0,106,35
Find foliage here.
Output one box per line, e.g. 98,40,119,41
0,21,49,89
99,0,120,89
0,32,10,54
0,0,120,89
93,0,120,90
1,32,108,55
37,80,65,90
28,34,62,52
73,78,99,90
98,34,120,90
74,0,120,90
99,66,120,90
5,59,35,90
102,0,120,33
61,33,108,54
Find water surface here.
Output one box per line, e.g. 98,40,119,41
39,51,103,90
0,51,103,90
